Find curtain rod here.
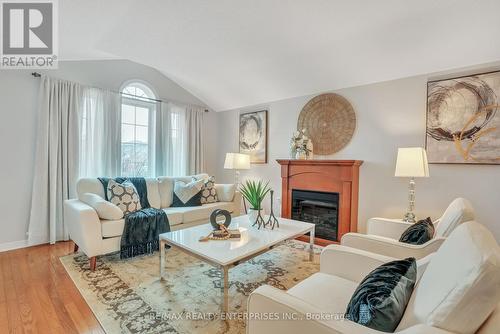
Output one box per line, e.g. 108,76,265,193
31,72,209,112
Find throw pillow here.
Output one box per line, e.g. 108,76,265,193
172,179,203,207
399,217,435,245
345,257,417,333
80,192,123,220
107,179,142,215
195,176,218,204
215,184,236,202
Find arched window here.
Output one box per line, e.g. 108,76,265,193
120,81,157,177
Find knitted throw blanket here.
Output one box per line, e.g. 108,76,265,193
98,177,170,259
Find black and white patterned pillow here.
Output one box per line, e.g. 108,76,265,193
107,180,141,215
172,179,203,207
195,176,218,204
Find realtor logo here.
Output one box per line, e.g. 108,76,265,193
1,0,58,68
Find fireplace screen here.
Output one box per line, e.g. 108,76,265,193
291,189,339,241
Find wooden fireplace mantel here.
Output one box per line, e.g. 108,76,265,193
277,159,363,245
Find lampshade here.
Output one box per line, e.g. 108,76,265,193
224,153,251,170
395,147,430,178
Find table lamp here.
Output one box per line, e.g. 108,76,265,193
224,153,250,185
395,147,430,223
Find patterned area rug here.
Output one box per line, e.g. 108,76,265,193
60,240,321,334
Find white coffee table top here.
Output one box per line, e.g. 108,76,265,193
159,215,314,267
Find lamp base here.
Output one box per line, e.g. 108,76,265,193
402,177,417,223
403,211,416,223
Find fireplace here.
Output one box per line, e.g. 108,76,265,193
277,159,363,245
292,189,340,241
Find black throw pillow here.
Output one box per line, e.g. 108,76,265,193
172,192,202,207
345,257,416,333
399,217,434,245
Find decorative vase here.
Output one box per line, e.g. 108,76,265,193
247,208,259,224
290,147,297,159
306,140,314,159
295,150,307,160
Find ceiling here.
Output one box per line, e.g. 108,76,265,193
60,0,500,111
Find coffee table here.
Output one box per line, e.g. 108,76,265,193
159,215,315,314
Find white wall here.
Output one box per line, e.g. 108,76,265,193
214,67,500,241
0,59,216,250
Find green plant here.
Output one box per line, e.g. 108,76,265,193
239,180,271,210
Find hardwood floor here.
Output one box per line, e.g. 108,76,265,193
0,241,104,334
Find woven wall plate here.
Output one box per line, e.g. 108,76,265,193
297,93,356,155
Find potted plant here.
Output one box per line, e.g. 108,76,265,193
239,180,271,224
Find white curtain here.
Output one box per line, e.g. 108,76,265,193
155,103,205,176
185,106,205,175
79,88,121,177
156,102,187,176
28,76,81,244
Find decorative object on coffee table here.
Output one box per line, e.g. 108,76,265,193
290,129,313,160
426,70,500,164
200,210,240,242
253,207,267,230
298,93,356,155
239,110,268,163
209,209,232,230
199,224,241,242
395,147,430,223
266,190,279,230
239,179,271,225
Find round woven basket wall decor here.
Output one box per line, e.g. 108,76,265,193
297,93,356,155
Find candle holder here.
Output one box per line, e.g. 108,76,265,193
252,207,267,229
266,190,279,230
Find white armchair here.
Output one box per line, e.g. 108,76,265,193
247,221,500,334
341,198,475,259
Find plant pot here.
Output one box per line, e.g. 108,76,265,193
247,208,259,224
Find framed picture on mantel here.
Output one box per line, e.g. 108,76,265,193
239,110,268,164
425,70,500,164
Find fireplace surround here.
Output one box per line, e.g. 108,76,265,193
277,159,363,245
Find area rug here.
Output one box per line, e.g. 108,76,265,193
60,240,322,334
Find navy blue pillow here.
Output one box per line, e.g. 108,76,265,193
345,257,416,333
172,192,202,207
399,217,434,245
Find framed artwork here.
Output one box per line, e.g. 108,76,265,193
239,110,268,163
426,70,500,164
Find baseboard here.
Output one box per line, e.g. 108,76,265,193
0,239,29,252
0,238,47,253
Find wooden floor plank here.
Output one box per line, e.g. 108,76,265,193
0,242,104,334
1,253,25,334
9,251,38,334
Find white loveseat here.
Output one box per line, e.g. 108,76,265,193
64,174,241,269
248,221,500,334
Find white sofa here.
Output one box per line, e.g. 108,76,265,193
64,173,241,270
341,198,475,259
247,221,500,334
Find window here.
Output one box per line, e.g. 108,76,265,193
120,82,157,177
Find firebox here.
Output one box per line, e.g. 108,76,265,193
291,189,340,242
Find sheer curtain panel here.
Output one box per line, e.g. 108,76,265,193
79,88,121,177
156,102,187,176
